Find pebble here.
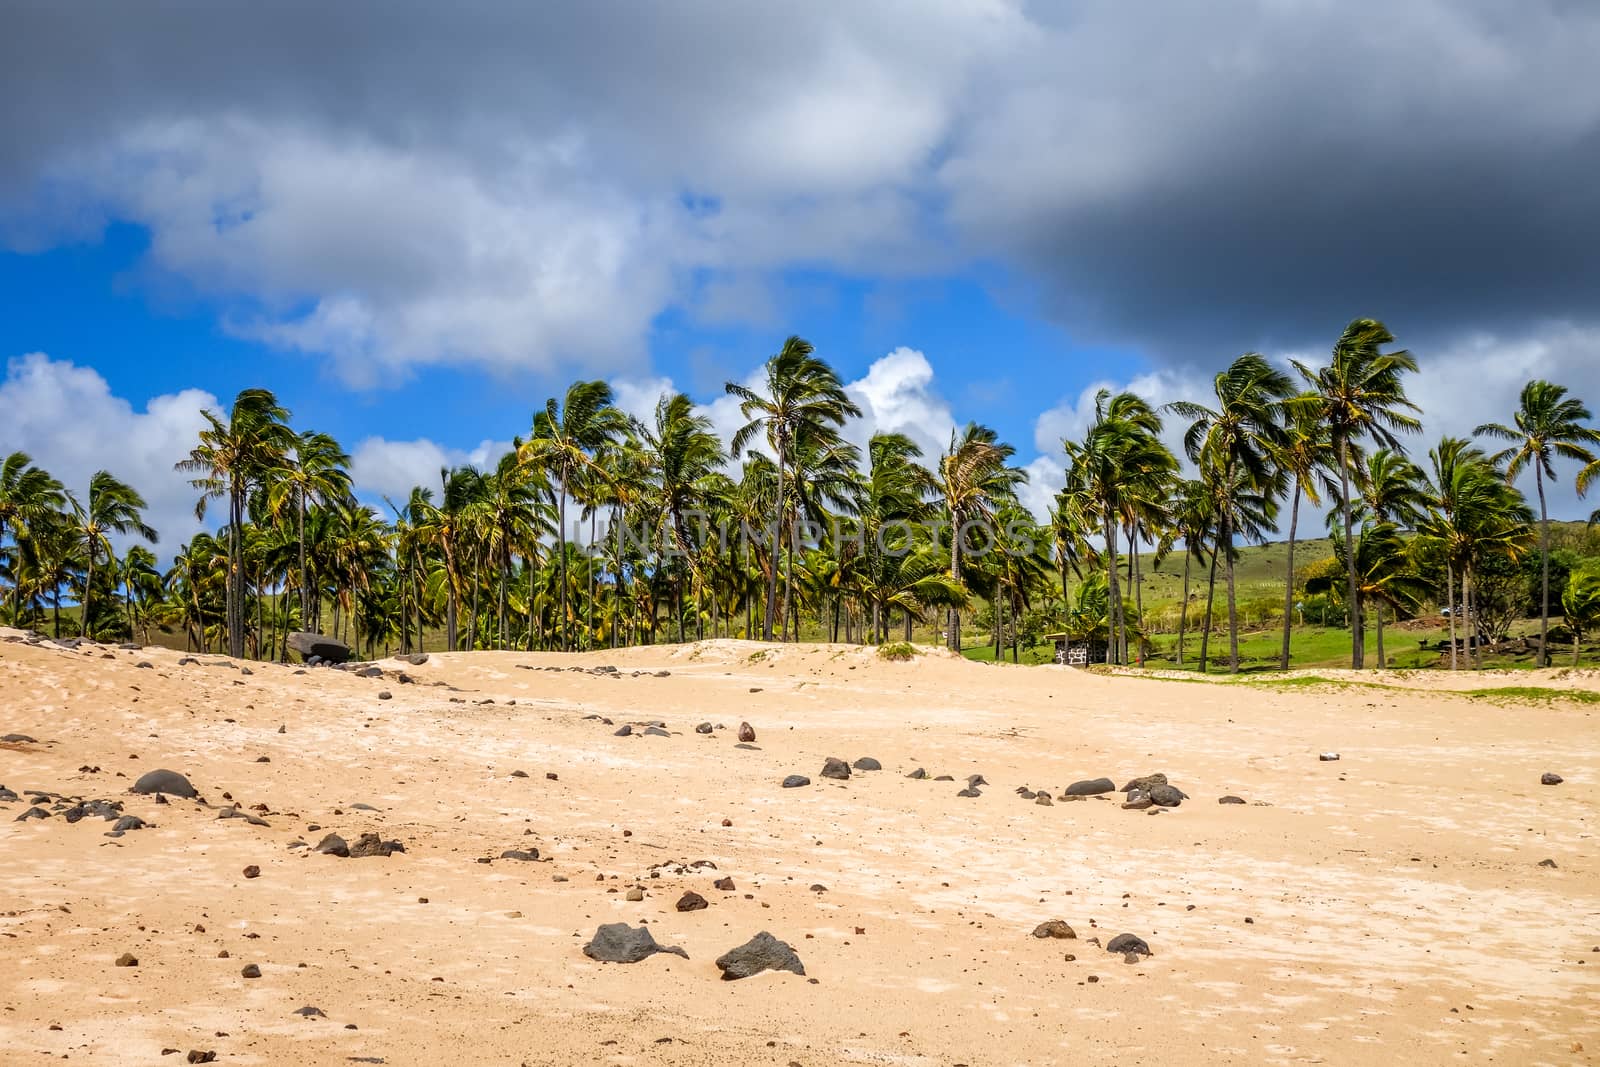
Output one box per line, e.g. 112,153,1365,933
242,865,260,879
820,757,851,780
1033,921,1076,939
241,964,262,978
626,886,645,901
781,775,811,788
738,722,756,743
1541,772,1563,785
1319,753,1340,761
115,953,138,967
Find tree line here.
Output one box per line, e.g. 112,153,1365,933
5,319,1600,670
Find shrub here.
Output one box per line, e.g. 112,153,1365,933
877,641,919,661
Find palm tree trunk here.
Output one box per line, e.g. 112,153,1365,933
1104,509,1122,665
1177,550,1190,667
1446,560,1457,670
947,511,963,652
762,446,785,641
1281,482,1301,670
1224,511,1239,674
1537,465,1550,667
1200,545,1219,673
1375,600,1387,668
993,587,1003,660
1338,437,1361,668
298,487,309,625
83,547,95,641
557,481,570,651
1132,532,1145,667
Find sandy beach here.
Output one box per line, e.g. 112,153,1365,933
1,630,1596,1065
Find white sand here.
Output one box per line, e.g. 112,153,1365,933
1,630,1596,1065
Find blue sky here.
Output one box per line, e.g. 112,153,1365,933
5,2,1600,551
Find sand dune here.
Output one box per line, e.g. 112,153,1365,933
1,628,1596,1065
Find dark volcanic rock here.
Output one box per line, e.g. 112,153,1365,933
1064,777,1115,796
131,769,197,798
676,890,709,912
0,785,18,801
356,666,384,678
715,931,805,980
1035,793,1053,806
1541,772,1563,785
348,832,403,858
713,876,736,891
1121,793,1153,810
1218,795,1246,805
401,652,429,665
1148,783,1186,807
314,833,350,857
781,775,811,788
852,757,882,771
642,726,670,737
582,923,688,963
956,787,982,798
1033,920,1077,939
820,757,851,780
1105,933,1151,957
906,768,928,780
499,849,540,861
377,690,393,701
16,806,50,821
287,631,350,664
1121,773,1168,793
241,963,262,978
613,725,633,737
1,733,38,744
695,722,714,734
737,722,756,743
934,775,955,782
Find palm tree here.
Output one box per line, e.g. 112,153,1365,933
1294,319,1421,668
1273,409,1335,668
727,337,861,641
269,430,352,629
1167,478,1213,667
1323,520,1428,656
1561,569,1600,665
120,544,164,645
639,392,725,643
938,422,1025,652
178,389,292,658
1351,448,1429,666
1169,353,1293,672
0,451,67,625
69,471,158,639
1064,390,1169,664
522,381,627,651
1474,381,1600,666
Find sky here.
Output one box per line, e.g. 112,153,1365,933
3,1,1600,555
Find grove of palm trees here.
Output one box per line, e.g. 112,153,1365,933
7,320,1600,673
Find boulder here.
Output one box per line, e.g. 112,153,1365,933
737,722,756,743
1063,777,1115,797
1105,933,1151,957
820,757,851,780
582,923,688,963
347,832,403,858
714,931,805,980
400,653,429,665
695,722,714,734
781,775,811,788
1032,920,1076,939
499,849,539,861
1541,772,1563,785
676,890,709,912
906,768,928,780
314,833,350,857
1148,783,1187,807
852,757,882,771
131,769,198,798
287,632,351,665
1218,795,1246,805
1120,773,1167,793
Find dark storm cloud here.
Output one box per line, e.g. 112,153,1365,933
2,0,1598,369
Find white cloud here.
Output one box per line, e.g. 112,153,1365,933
0,353,214,554
348,436,515,508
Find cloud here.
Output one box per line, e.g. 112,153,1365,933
0,353,214,553
9,2,1596,384
348,436,515,508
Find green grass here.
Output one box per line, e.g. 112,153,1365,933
1461,686,1600,705
876,641,919,661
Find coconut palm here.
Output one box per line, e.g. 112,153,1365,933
639,391,725,642
1348,448,1429,666
178,389,292,658
68,471,157,639
727,337,861,641
1561,569,1600,665
120,544,165,645
1294,319,1421,668
1273,410,1336,668
0,451,67,624
1168,353,1292,672
269,430,352,629
522,381,627,651
1474,381,1600,666
938,422,1025,651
